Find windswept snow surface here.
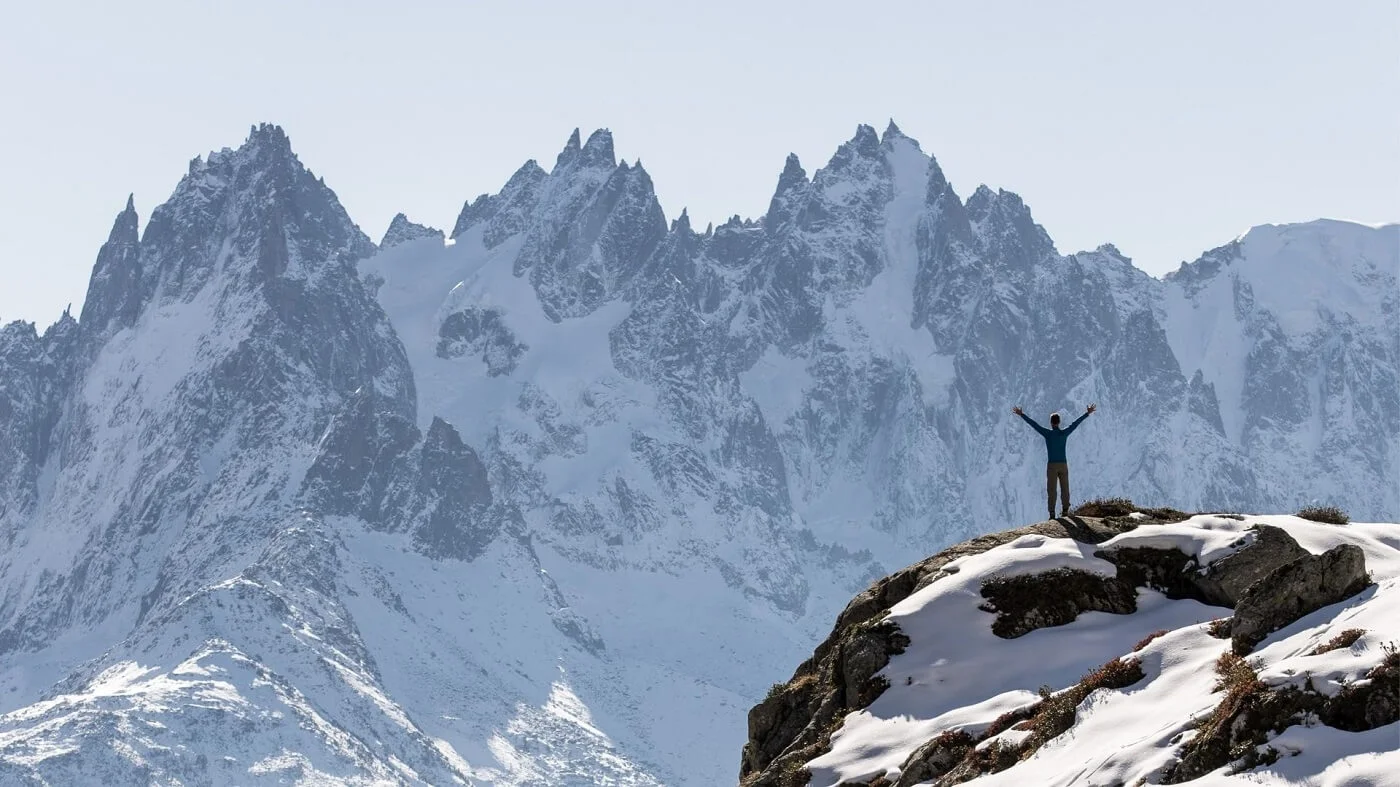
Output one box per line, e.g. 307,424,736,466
806,515,1400,786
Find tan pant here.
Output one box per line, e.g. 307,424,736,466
1047,462,1070,517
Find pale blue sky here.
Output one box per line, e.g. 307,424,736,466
2,1,1396,326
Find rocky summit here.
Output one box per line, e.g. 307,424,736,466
0,122,1395,784
741,507,1398,786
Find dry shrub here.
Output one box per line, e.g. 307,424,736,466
1297,505,1349,525
1022,658,1145,757
931,729,975,749
1213,652,1262,696
982,706,1035,739
1072,497,1137,517
1380,641,1400,672
1133,629,1170,652
1309,629,1366,656
1083,657,1148,692
1206,617,1232,639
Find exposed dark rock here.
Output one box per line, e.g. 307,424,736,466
1164,650,1397,782
1323,648,1399,731
1231,544,1370,654
379,213,443,248
436,306,528,375
893,731,975,787
979,568,1138,639
835,516,1138,634
1164,681,1318,782
1095,524,1309,607
301,387,421,520
740,618,909,787
1197,526,1311,605
742,510,1384,785
404,417,496,561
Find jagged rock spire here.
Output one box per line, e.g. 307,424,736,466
380,213,444,248
672,208,692,234
775,154,807,194
580,129,616,168
765,153,809,231
554,128,583,171
78,195,143,334
965,185,1056,265
851,124,880,156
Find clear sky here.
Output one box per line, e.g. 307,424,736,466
1,1,1396,326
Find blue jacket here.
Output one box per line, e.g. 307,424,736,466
1019,411,1089,464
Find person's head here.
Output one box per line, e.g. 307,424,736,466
1050,412,1061,429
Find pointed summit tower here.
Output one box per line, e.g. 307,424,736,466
78,195,143,336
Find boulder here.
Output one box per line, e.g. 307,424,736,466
1231,544,1370,654
893,731,975,787
1096,524,1310,607
1196,525,1311,605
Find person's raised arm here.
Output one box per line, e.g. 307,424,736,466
1064,404,1095,435
1012,406,1049,436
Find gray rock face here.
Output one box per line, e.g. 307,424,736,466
1195,525,1311,605
452,159,547,247
379,213,443,248
1097,524,1310,607
400,416,496,560
513,130,669,321
0,313,75,532
894,731,976,787
436,306,528,374
7,124,408,624
77,196,143,339
0,124,607,785
1231,544,1371,654
301,386,420,521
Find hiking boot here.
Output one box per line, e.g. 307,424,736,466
1060,508,1070,518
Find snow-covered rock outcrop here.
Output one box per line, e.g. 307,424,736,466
743,510,1399,785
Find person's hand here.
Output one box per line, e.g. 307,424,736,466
1012,406,1023,416
1086,403,1097,414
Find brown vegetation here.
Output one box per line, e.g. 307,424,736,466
1308,628,1365,655
1296,505,1349,525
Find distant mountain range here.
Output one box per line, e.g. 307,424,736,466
0,122,1393,784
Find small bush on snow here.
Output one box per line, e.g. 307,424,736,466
1133,629,1170,652
1297,505,1349,525
1309,629,1366,656
1206,617,1232,639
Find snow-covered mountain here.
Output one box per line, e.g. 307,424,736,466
0,122,1394,784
